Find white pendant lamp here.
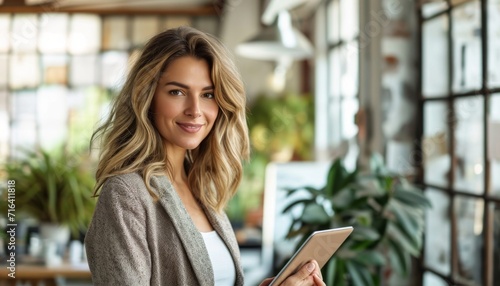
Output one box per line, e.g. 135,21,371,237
236,10,313,61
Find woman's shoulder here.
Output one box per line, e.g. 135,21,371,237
100,172,150,198
101,172,169,199
105,172,144,186
101,172,142,190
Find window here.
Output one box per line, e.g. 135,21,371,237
0,12,218,160
418,0,500,285
319,0,360,169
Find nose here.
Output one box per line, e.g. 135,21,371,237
185,97,202,118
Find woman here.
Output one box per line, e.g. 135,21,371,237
85,26,324,286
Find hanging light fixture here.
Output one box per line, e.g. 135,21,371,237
236,10,313,61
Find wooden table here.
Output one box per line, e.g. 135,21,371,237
0,261,91,286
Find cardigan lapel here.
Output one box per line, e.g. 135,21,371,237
152,176,214,286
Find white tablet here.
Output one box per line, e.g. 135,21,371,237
269,226,354,286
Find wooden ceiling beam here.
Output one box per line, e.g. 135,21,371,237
0,3,219,15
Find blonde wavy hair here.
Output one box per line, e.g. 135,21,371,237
91,26,250,213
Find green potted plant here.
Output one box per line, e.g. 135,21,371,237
1,148,96,241
248,93,314,162
282,154,431,286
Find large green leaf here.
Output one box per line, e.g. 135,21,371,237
393,186,432,208
301,203,330,224
331,188,355,210
325,159,345,197
285,186,322,197
325,258,337,286
387,238,411,276
282,198,315,214
325,159,357,198
346,260,374,286
334,259,347,286
349,226,380,241
389,201,423,248
386,223,420,256
353,250,386,266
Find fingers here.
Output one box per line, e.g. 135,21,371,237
281,260,324,286
310,260,322,280
259,277,274,286
312,273,326,286
295,261,316,280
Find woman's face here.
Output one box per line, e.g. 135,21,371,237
152,56,219,154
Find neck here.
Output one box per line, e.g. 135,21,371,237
164,146,189,184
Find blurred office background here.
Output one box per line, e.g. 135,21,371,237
0,0,499,285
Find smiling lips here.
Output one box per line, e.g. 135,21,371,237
177,122,204,133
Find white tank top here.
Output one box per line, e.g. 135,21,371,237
201,231,236,286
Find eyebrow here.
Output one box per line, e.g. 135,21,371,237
165,81,214,91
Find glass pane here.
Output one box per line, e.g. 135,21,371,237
328,98,341,146
10,90,37,158
421,0,448,19
341,97,359,171
0,89,7,120
454,195,484,285
341,98,358,139
38,13,68,53
70,55,98,87
423,14,449,98
0,54,7,88
11,14,38,52
341,42,358,97
0,90,8,160
10,120,36,160
0,15,10,52
493,202,500,285
9,54,40,89
454,97,484,193
37,86,68,149
423,271,449,286
68,14,101,55
132,16,159,46
340,0,358,41
488,0,500,88
424,188,451,275
423,101,450,187
452,1,482,93
162,16,192,30
100,51,129,89
11,90,36,122
67,87,105,150
37,86,68,124
328,48,341,97
327,0,340,44
42,55,67,85
102,16,130,50
490,94,500,197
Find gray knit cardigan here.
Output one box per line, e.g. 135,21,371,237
84,172,245,286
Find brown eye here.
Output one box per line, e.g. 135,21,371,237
203,93,215,99
169,90,183,96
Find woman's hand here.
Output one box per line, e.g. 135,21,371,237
259,260,325,286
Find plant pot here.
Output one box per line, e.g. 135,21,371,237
39,223,70,266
